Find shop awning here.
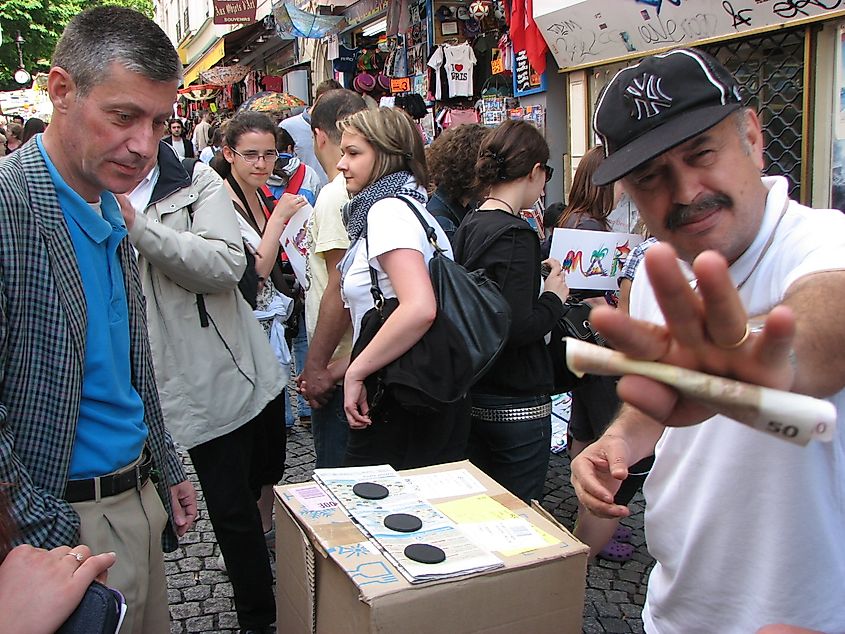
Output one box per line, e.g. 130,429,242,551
183,38,226,86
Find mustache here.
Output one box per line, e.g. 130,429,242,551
665,193,733,231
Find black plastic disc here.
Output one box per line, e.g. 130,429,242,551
384,513,423,533
352,482,389,500
404,543,445,564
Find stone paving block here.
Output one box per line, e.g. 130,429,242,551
185,616,215,632
201,597,231,614
600,617,633,633
184,543,214,557
178,557,203,572
168,572,198,589
218,612,240,629
597,601,623,618
621,603,644,618
212,583,235,598
170,601,201,620
613,580,638,593
182,585,211,602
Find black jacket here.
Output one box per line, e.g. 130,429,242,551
452,208,564,396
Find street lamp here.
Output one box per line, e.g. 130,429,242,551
14,32,31,85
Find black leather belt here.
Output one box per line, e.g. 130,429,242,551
64,454,153,503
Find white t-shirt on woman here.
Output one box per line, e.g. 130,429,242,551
340,186,453,343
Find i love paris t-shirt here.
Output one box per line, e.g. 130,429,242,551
428,43,477,99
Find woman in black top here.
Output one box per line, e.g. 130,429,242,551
452,119,569,502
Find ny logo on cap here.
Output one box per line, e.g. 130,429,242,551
625,73,672,120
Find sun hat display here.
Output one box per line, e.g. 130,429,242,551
376,73,392,92
353,72,377,93
592,48,743,186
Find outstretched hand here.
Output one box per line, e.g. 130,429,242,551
590,243,797,428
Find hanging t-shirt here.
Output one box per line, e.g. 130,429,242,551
261,75,283,93
327,35,340,60
333,45,359,73
427,43,476,99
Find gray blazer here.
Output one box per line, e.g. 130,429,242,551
0,139,186,552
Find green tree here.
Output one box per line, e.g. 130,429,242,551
0,0,154,91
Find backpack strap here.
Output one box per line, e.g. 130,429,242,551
179,157,209,327
285,163,307,196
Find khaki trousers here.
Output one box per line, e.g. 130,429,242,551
72,477,170,634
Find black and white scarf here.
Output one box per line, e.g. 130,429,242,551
343,171,427,243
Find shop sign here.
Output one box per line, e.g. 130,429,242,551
390,77,411,93
491,57,505,75
513,50,546,97
344,0,389,29
213,0,257,25
533,0,845,71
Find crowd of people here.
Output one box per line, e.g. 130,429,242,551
0,6,843,634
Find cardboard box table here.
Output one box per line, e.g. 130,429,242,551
274,460,588,633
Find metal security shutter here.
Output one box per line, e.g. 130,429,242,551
703,28,806,201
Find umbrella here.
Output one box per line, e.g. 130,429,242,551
239,91,306,112
272,1,346,39
177,84,221,101
201,64,251,86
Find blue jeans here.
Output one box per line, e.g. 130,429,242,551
291,313,311,420
467,394,552,503
311,386,349,469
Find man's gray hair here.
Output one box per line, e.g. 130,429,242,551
52,6,182,96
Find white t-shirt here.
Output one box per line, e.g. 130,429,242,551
340,186,453,343
305,173,352,365
170,137,186,159
280,113,329,188
631,176,845,634
427,43,477,99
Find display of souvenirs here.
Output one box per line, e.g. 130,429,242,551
427,43,477,99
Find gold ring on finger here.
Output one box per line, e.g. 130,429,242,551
66,552,84,563
714,323,751,350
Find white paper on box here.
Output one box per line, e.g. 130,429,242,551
405,469,488,500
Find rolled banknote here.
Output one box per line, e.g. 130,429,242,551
565,338,836,446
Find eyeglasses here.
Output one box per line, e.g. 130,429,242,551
542,164,554,183
231,148,281,164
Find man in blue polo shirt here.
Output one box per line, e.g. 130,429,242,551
0,8,196,634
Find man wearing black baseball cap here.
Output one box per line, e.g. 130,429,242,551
571,48,845,633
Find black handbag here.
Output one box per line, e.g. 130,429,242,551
397,197,511,382
547,300,606,394
350,197,510,414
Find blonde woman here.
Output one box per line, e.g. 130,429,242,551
334,107,471,468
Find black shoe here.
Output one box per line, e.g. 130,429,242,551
239,628,273,634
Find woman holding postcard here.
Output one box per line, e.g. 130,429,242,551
452,119,569,503
557,146,652,563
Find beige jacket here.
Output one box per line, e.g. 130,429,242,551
129,152,285,449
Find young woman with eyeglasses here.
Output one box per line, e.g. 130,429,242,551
207,111,305,631
452,119,569,503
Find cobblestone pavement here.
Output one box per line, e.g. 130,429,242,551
166,419,654,633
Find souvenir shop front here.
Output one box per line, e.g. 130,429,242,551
534,0,845,212
328,0,562,175
177,10,324,122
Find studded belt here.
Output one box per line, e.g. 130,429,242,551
471,401,553,423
